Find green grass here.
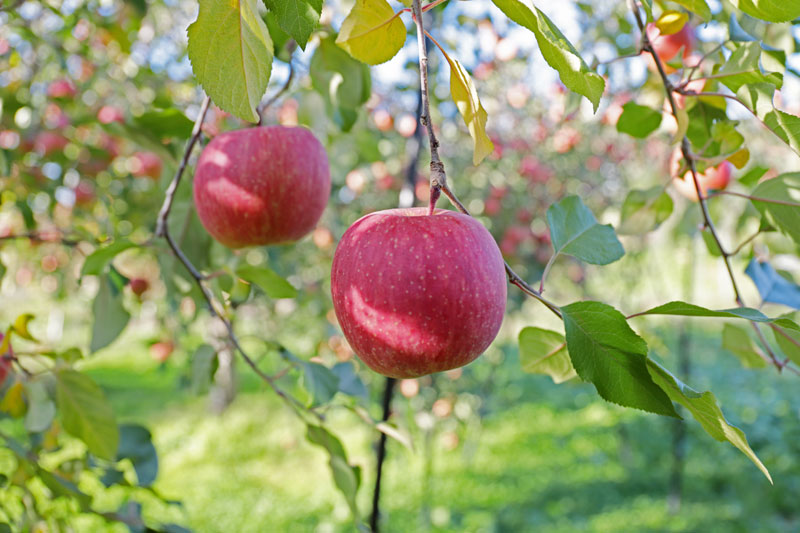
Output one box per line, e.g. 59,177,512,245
72,328,800,533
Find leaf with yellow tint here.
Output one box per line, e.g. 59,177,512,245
336,0,407,65
656,10,689,35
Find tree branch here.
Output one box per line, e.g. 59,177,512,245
629,0,790,374
154,94,316,416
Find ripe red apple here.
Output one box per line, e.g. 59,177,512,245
646,22,694,73
97,105,125,124
47,79,77,99
193,126,331,248
149,341,174,363
670,150,732,201
331,208,507,378
131,152,162,180
129,277,149,297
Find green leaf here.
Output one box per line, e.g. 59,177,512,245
646,359,771,482
191,344,217,395
721,323,767,368
616,102,663,138
491,0,604,112
310,35,372,131
306,425,361,519
24,378,56,433
90,273,131,353
718,42,782,93
632,301,777,322
672,0,711,21
235,264,297,299
187,0,273,122
518,327,575,384
435,44,493,165
561,301,678,417
56,370,119,461
81,240,136,277
331,362,368,399
773,318,800,366
335,0,406,66
750,173,800,245
132,109,194,140
263,0,322,50
737,165,769,187
547,195,624,265
618,187,674,235
117,424,158,487
302,362,340,406
763,109,800,159
728,0,800,22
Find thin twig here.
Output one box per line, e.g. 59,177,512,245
706,190,800,207
412,0,445,215
155,96,211,238
257,46,297,126
155,94,316,416
730,229,760,256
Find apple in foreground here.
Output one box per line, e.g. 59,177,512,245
331,208,507,378
670,150,732,201
193,126,331,248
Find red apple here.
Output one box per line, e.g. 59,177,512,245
131,151,162,180
74,180,95,206
129,277,149,297
149,341,174,363
646,22,694,73
373,109,394,132
331,208,507,378
48,79,77,99
670,150,732,201
97,106,125,124
193,126,331,248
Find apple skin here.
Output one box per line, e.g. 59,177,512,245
97,106,125,124
193,126,331,248
670,150,732,201
331,208,507,378
646,22,694,73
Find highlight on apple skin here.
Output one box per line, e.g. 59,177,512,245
193,126,331,248
331,208,507,379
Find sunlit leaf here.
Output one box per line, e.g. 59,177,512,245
750,173,800,245
335,0,406,66
729,0,800,23
561,301,678,417
518,327,576,384
235,264,297,299
547,196,624,265
187,0,273,122
616,102,663,138
721,323,767,368
56,370,119,461
646,359,771,482
655,10,688,35
264,0,322,50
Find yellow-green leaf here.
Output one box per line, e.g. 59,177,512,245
187,0,273,122
0,381,26,418
12,314,36,341
335,0,406,66
727,148,749,169
656,10,689,35
433,44,493,165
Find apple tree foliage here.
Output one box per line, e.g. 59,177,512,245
1,0,800,529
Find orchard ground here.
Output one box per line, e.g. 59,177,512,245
79,325,800,532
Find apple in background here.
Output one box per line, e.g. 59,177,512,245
129,277,149,297
34,131,69,156
670,149,732,201
47,78,77,99
149,341,174,363
193,126,331,248
130,151,163,180
646,22,694,73
74,180,95,206
395,114,418,138
97,105,125,124
373,109,394,132
331,208,507,378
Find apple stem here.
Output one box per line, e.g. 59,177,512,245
629,0,785,371
412,0,447,216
